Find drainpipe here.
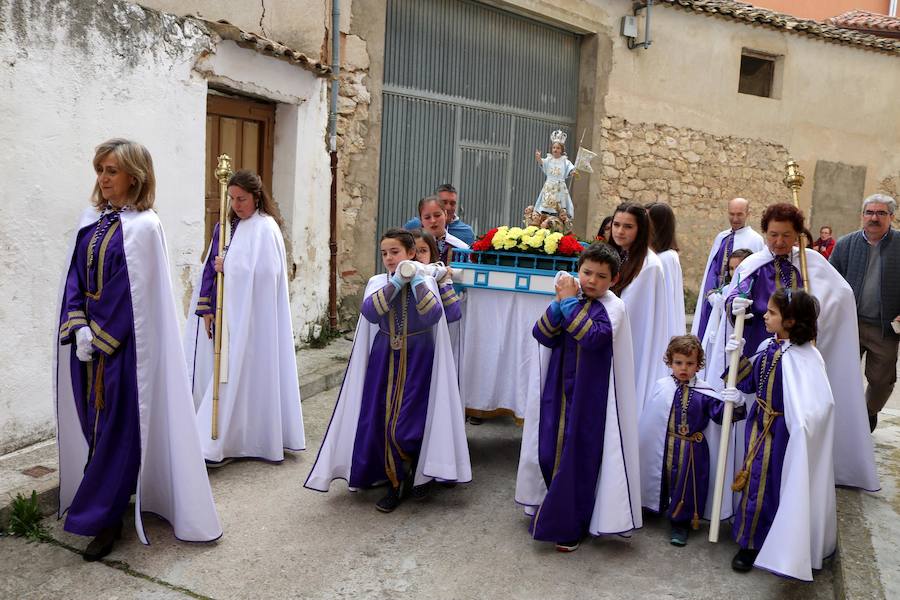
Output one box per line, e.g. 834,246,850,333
328,0,340,330
890,0,897,18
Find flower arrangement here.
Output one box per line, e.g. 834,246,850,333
471,226,583,257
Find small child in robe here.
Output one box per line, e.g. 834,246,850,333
410,228,461,323
638,335,741,547
527,243,641,552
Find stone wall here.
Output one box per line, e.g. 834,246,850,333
593,116,793,301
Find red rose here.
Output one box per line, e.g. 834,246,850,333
558,235,584,256
472,227,498,252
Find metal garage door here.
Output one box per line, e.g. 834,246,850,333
377,0,580,255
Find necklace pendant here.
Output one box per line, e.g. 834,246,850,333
390,335,402,350
679,424,689,436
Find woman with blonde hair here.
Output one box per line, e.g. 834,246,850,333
56,139,221,561
185,169,305,466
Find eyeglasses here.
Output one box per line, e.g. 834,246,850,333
863,210,892,218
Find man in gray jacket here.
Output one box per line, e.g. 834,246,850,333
830,194,900,431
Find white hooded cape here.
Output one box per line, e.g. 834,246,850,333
184,211,305,462
707,247,879,491
55,208,222,544
690,225,764,338
638,375,734,520
620,251,670,418
515,291,643,536
751,341,837,582
305,274,471,491
657,249,686,337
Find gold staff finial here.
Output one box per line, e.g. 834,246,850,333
783,158,804,193
216,154,233,185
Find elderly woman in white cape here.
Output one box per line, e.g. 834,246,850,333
184,170,305,465
57,139,221,561
709,203,879,492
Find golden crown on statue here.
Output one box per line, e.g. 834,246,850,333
550,130,567,145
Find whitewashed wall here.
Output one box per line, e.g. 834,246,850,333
0,0,330,454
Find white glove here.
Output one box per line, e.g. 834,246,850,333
707,291,724,309
725,333,745,355
554,270,581,290
731,295,753,316
721,387,745,407
75,327,94,362
418,262,448,282
396,260,417,283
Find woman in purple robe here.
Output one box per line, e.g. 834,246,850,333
58,139,221,561
349,229,445,512
726,203,806,363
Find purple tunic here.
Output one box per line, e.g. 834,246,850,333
439,281,462,323
726,256,802,365
732,338,789,550
195,219,240,317
530,298,614,543
58,210,140,536
696,232,735,341
349,279,444,489
659,379,733,526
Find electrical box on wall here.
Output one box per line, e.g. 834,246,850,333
621,15,638,38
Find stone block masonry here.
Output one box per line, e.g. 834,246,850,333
593,116,793,299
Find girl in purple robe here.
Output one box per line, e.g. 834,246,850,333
723,288,826,574
410,228,462,323
639,335,740,547
350,229,445,512
530,243,622,552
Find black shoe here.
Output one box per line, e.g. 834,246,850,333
555,539,580,553
467,416,484,425
205,457,234,469
731,548,759,572
869,413,878,433
411,480,434,501
439,481,457,489
670,525,689,547
83,522,122,562
375,487,403,513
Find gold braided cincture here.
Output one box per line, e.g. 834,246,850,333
783,159,810,294
211,154,233,440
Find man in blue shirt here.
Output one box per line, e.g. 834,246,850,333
404,184,475,245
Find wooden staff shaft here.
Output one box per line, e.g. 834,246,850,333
211,155,232,440
708,310,747,542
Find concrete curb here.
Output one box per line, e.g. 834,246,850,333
834,488,886,599
0,345,350,531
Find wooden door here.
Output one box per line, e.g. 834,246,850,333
205,95,276,246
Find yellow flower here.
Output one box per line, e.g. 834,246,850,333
544,232,563,255
524,226,539,235
491,227,509,250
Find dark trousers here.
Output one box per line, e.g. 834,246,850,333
859,321,900,415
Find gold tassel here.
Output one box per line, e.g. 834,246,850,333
691,513,700,531
731,469,748,492
93,354,105,411
671,500,684,518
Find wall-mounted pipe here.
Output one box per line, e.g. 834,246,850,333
889,0,897,18
328,0,340,330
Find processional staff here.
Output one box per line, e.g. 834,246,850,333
211,154,233,440
784,159,811,293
